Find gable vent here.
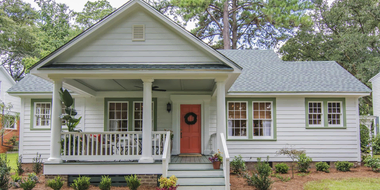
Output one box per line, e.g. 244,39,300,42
132,25,145,41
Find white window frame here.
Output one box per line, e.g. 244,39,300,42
108,101,129,131
252,101,274,139
327,101,343,127
227,101,248,139
34,102,51,129
4,114,17,130
132,101,154,131
307,101,324,127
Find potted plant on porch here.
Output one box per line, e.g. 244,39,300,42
209,150,223,169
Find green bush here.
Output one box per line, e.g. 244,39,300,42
47,176,64,190
360,125,370,153
71,176,91,190
246,157,273,190
28,173,38,182
0,154,11,190
297,153,312,172
32,153,43,174
335,161,353,172
274,163,289,174
19,178,36,190
364,156,380,172
11,174,21,182
231,155,246,174
99,175,112,190
315,162,330,173
125,175,141,190
17,155,24,175
372,136,380,154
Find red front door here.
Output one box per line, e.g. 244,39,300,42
180,104,201,154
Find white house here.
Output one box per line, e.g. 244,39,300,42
8,0,370,189
0,66,20,114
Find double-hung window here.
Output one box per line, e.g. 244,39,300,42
227,101,248,139
34,102,51,128
4,115,16,129
306,98,345,128
108,102,128,131
133,101,154,131
327,102,343,126
253,102,273,139
307,102,323,126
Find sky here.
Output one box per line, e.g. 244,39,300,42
23,0,129,12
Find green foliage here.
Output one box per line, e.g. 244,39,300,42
158,175,178,189
304,178,380,190
19,178,36,190
315,162,330,173
231,155,246,174
47,176,64,190
372,135,380,154
59,88,82,132
125,175,141,190
274,163,289,174
16,155,24,175
360,125,370,153
99,175,112,190
364,156,380,172
275,174,291,182
74,0,115,29
32,153,43,174
0,154,11,190
246,157,273,190
335,161,354,172
11,174,21,182
276,146,305,178
27,173,38,182
297,153,312,173
71,176,91,190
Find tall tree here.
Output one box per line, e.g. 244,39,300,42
279,0,380,114
151,0,313,49
75,0,115,29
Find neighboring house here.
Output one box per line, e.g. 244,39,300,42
7,0,370,189
0,66,21,153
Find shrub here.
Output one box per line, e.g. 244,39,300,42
315,162,330,173
71,176,91,190
231,155,246,174
28,173,38,182
275,174,291,182
297,153,312,172
364,156,380,172
99,175,112,190
0,154,11,190
17,155,24,175
19,178,36,190
276,146,304,178
125,175,141,190
32,153,43,174
246,157,273,190
47,176,64,190
372,135,380,154
11,174,21,182
274,163,288,174
360,125,370,153
335,161,353,172
157,175,178,190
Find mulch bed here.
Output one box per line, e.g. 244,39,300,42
231,166,380,190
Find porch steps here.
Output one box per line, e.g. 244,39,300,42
168,163,226,190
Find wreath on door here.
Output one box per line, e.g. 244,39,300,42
184,112,197,125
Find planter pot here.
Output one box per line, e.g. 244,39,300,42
213,161,221,169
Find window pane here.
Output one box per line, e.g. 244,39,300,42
253,102,272,137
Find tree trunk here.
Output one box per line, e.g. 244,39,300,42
231,0,238,49
223,0,230,49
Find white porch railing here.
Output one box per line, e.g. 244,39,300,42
220,133,230,190
61,131,168,161
161,131,171,177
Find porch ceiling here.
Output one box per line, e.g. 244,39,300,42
74,79,215,91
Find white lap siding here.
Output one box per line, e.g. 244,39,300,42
225,97,360,162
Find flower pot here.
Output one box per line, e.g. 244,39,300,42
213,161,221,169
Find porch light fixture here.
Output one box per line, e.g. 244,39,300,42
167,102,172,113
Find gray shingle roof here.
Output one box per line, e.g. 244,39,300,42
218,50,371,93
40,64,233,70
7,75,52,93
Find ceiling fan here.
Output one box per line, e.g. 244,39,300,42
134,85,166,91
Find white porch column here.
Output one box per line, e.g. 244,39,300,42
139,78,154,163
47,78,63,163
216,79,226,151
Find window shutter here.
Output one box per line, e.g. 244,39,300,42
132,25,145,41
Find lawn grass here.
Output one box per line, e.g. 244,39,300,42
304,178,380,190
0,153,18,173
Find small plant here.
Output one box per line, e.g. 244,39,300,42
315,162,330,173
275,174,291,182
274,163,289,174
47,176,64,190
157,175,178,190
125,175,141,190
28,173,39,182
335,161,353,172
231,155,246,175
276,145,305,178
297,153,312,172
364,156,380,172
11,173,21,188
297,172,310,177
246,157,273,190
17,155,24,175
0,154,11,190
32,153,43,174
71,176,91,190
19,178,36,190
208,149,223,163
99,175,112,190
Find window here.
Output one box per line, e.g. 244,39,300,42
133,101,154,131
34,102,51,128
108,102,128,131
305,98,346,128
4,115,16,129
227,102,248,138
253,102,273,138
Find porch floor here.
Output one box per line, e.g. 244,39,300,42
171,155,210,164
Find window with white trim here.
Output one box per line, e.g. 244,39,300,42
308,102,323,126
327,102,342,126
253,102,273,138
108,102,128,131
4,115,16,129
133,101,154,131
34,102,51,128
227,102,248,138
